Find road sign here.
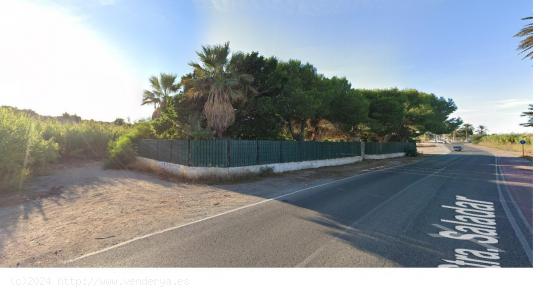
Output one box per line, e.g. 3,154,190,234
520,139,526,157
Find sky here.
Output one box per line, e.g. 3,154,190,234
0,0,532,133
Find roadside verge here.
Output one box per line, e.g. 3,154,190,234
1,152,427,267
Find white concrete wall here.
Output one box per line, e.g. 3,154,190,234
135,156,363,180
363,152,405,160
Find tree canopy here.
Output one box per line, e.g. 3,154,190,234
142,43,461,142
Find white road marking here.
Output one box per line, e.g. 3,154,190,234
65,156,433,264
495,157,533,234
494,156,533,264
295,156,461,267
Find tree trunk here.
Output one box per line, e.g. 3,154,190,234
299,120,306,141
287,119,298,140
311,118,321,141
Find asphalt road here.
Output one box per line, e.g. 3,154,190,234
68,144,533,267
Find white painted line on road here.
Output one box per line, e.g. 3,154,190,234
494,156,533,265
295,156,462,267
353,156,463,221
65,156,434,264
495,158,533,234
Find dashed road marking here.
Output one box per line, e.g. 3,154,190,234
66,156,435,264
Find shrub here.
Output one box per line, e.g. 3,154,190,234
104,134,136,168
53,121,126,159
104,122,155,169
473,133,533,156
1,106,128,191
471,134,484,144
404,144,418,157
475,133,532,145
0,108,59,191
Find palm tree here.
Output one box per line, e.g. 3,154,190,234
476,125,488,135
142,73,181,118
461,123,474,142
182,42,255,137
514,16,533,60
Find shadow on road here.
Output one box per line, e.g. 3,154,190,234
213,147,533,267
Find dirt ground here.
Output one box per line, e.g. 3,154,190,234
0,150,439,267
470,143,533,159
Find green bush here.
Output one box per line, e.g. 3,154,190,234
0,108,59,191
1,106,129,191
104,134,136,168
475,133,532,145
404,144,418,157
104,122,155,169
49,121,126,159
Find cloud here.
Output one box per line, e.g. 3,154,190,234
495,98,532,109
0,0,151,121
453,98,532,133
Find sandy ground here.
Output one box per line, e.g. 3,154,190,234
469,143,532,159
0,149,440,267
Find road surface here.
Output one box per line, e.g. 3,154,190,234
68,144,533,267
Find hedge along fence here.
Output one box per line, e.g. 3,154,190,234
136,139,416,168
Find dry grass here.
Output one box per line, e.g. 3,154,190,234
1,152,429,267
476,142,533,156
0,161,262,267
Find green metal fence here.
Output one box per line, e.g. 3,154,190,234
137,139,415,167
364,142,415,155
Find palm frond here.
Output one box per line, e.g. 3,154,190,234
159,73,179,93
149,75,161,92
514,16,533,60
142,73,181,115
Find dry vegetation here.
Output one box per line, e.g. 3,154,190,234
0,106,127,191
0,153,424,267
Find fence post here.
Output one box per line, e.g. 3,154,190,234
226,139,231,167
256,140,260,165
156,140,160,160
135,140,139,158
279,140,283,163
169,140,173,163
300,141,305,161
187,138,191,166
